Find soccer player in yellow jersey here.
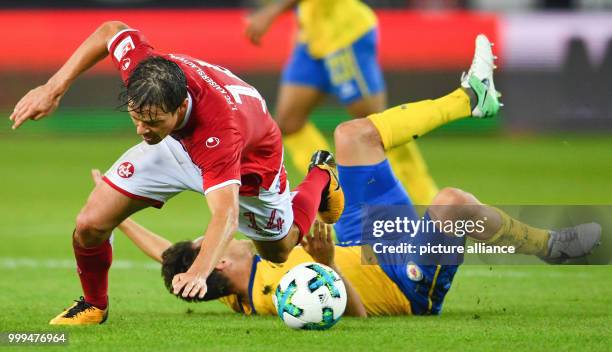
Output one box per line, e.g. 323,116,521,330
109,34,599,317
245,0,439,205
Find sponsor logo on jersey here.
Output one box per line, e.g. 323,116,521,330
407,263,423,282
168,54,238,111
205,137,220,148
113,36,135,61
121,58,131,71
117,162,135,178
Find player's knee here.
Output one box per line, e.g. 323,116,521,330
334,119,381,152
430,188,480,221
74,211,111,246
432,187,474,206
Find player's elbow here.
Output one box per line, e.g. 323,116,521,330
99,21,129,42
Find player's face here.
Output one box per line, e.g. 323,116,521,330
129,108,178,145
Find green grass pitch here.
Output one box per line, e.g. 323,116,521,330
0,131,611,351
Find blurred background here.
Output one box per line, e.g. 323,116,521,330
2,0,612,134
1,2,611,337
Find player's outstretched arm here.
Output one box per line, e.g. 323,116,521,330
302,221,367,318
9,21,128,130
117,219,172,264
172,184,239,299
89,169,172,263
244,0,299,45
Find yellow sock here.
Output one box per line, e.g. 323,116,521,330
386,142,438,205
368,88,471,150
283,121,331,175
484,208,551,256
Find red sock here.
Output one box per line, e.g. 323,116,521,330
73,238,112,309
291,168,330,241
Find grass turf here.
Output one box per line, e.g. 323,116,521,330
0,133,611,351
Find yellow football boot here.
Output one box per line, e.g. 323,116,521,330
308,150,344,224
49,297,108,325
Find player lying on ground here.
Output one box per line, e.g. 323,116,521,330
112,139,601,317
8,21,344,324
245,0,439,205
110,34,600,316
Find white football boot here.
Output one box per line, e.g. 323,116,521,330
461,34,502,118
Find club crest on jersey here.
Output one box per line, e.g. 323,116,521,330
121,58,131,71
113,36,135,61
117,162,135,178
407,263,423,282
206,137,220,148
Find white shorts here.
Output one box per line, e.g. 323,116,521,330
103,137,294,242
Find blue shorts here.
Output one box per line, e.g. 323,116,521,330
335,159,459,315
281,29,385,105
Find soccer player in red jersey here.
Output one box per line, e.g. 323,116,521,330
9,21,344,325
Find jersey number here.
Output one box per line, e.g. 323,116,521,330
196,59,267,113
243,210,285,234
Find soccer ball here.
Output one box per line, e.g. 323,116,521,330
273,262,347,330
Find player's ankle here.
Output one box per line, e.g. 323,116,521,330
462,87,478,112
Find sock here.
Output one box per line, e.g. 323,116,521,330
386,142,438,205
483,208,551,256
368,88,471,150
291,167,330,240
73,237,112,309
283,122,331,175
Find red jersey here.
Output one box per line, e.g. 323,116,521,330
107,29,286,196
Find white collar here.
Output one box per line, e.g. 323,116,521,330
175,92,193,131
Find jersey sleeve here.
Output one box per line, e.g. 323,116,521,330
106,29,155,82
190,120,244,195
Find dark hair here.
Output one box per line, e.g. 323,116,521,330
121,56,187,119
161,241,232,302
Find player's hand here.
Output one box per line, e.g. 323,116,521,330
172,271,208,299
244,8,275,46
302,220,335,266
90,169,104,186
9,83,62,130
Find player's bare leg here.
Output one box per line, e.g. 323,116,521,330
347,92,439,205
276,84,326,135
50,181,150,325
335,34,501,167
275,84,329,174
334,118,386,167
253,225,301,264
345,91,386,118
253,151,344,264
74,181,150,248
428,187,602,263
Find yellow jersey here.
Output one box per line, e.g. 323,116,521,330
219,246,411,316
296,0,377,58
